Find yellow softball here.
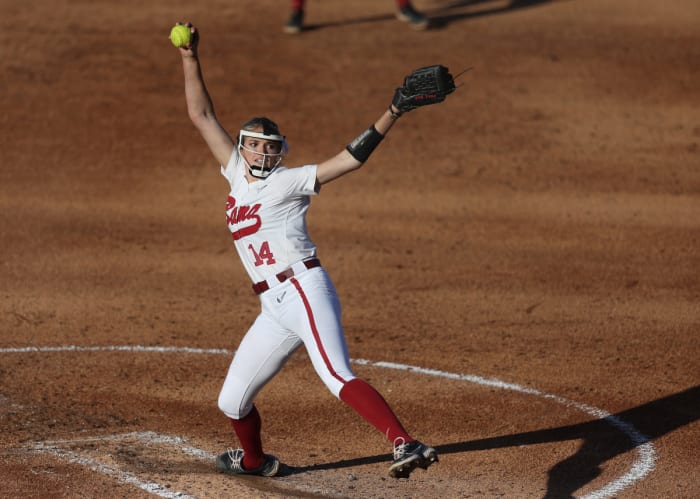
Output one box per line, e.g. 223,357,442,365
170,25,191,48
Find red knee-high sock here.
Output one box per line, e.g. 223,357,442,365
290,0,304,11
339,378,413,444
229,405,264,469
396,0,411,8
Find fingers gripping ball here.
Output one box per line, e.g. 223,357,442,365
170,25,192,48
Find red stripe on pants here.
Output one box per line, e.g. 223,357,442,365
290,277,347,384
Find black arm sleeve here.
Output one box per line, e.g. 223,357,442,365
346,125,384,163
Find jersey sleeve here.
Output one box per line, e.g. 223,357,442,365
220,148,243,186
282,164,319,197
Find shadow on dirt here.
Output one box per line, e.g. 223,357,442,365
302,0,558,32
538,384,699,498
426,0,560,29
284,385,699,497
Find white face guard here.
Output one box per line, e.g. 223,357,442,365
238,130,288,179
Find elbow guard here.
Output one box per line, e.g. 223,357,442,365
346,125,384,163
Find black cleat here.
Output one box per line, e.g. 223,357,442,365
283,9,304,35
396,4,430,30
389,439,438,478
216,448,280,477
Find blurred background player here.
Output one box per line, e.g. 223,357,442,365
284,0,430,34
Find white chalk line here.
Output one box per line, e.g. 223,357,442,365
31,431,211,499
360,360,656,499
3,345,655,498
36,431,216,461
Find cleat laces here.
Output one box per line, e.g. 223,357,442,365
226,448,246,472
392,437,409,461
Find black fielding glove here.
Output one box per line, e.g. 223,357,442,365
392,65,457,112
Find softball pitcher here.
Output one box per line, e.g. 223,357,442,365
174,22,454,479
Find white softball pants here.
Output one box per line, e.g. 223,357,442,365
217,266,357,419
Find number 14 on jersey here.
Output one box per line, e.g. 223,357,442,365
249,241,276,266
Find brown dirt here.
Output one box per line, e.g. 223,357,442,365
1,0,698,497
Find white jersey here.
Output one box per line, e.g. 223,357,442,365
221,149,319,284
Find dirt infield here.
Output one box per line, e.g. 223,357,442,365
1,0,698,497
